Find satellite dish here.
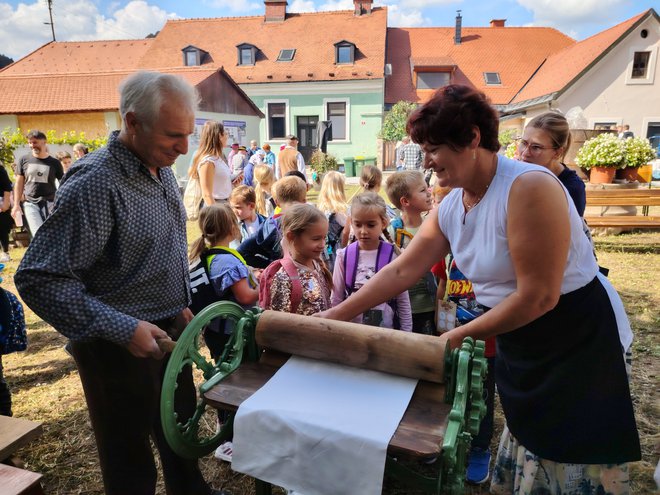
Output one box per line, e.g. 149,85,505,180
565,106,588,129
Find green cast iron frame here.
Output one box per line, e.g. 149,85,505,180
161,302,487,494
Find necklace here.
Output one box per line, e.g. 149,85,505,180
463,184,489,211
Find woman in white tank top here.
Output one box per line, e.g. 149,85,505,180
188,121,232,205
320,85,640,494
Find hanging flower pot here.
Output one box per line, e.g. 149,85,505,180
589,166,616,184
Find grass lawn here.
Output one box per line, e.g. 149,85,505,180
0,205,658,493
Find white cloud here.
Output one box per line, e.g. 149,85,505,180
290,0,317,12
516,0,626,37
386,4,429,26
203,0,261,14
0,0,178,60
318,0,354,11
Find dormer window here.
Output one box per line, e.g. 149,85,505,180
484,72,501,85
182,45,207,67
334,41,355,65
416,71,450,90
277,49,296,62
237,43,258,66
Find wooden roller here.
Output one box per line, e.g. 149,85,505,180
255,311,449,383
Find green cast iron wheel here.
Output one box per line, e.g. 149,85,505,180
160,301,259,459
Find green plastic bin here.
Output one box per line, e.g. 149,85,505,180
343,157,356,177
364,157,377,166
354,158,366,178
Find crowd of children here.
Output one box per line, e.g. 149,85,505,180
186,163,496,483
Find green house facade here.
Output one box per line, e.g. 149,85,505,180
244,79,384,164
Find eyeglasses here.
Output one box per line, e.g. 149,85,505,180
516,139,556,154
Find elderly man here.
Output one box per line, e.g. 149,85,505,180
275,134,307,180
15,72,226,495
11,130,63,236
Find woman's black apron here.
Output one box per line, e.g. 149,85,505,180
495,277,640,464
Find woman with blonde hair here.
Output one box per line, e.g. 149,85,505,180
317,171,348,270
188,121,232,206
253,165,276,217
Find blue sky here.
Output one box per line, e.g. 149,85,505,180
0,0,651,60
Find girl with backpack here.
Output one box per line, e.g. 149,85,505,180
259,203,332,315
316,171,348,272
188,203,259,360
330,193,412,331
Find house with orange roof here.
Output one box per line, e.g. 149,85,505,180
384,14,575,112
137,0,387,164
0,39,264,178
504,8,660,140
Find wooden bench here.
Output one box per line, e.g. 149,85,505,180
0,416,45,495
0,464,44,495
585,187,660,229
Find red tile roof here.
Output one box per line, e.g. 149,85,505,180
137,8,388,84
0,40,153,76
385,26,575,106
0,68,217,113
511,10,653,105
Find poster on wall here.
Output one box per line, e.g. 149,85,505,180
190,118,208,147
223,120,247,146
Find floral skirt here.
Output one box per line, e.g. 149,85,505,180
490,425,631,495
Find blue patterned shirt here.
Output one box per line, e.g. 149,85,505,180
398,143,423,171
15,131,190,344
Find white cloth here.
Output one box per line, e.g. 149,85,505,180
596,271,633,351
199,155,232,201
232,356,417,495
437,156,598,308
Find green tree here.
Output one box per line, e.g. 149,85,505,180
378,101,417,141
0,54,13,69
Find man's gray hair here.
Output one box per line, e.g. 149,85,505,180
119,71,199,129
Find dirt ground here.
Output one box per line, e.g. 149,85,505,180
1,231,658,494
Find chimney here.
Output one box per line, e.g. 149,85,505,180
454,10,462,45
490,19,506,27
264,0,287,22
354,0,373,16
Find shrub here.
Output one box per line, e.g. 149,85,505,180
378,101,417,141
575,133,625,169
499,129,518,149
309,149,339,176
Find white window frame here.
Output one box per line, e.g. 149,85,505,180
642,117,660,138
323,97,350,143
264,98,290,141
625,45,657,85
589,117,621,130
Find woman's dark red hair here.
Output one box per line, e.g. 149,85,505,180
407,85,500,152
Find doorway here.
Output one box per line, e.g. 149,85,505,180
296,115,318,164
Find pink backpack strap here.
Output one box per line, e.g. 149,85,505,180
280,257,303,314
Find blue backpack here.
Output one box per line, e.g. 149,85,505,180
343,241,400,329
0,288,27,355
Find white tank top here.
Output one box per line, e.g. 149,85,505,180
438,155,598,308
199,155,232,201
